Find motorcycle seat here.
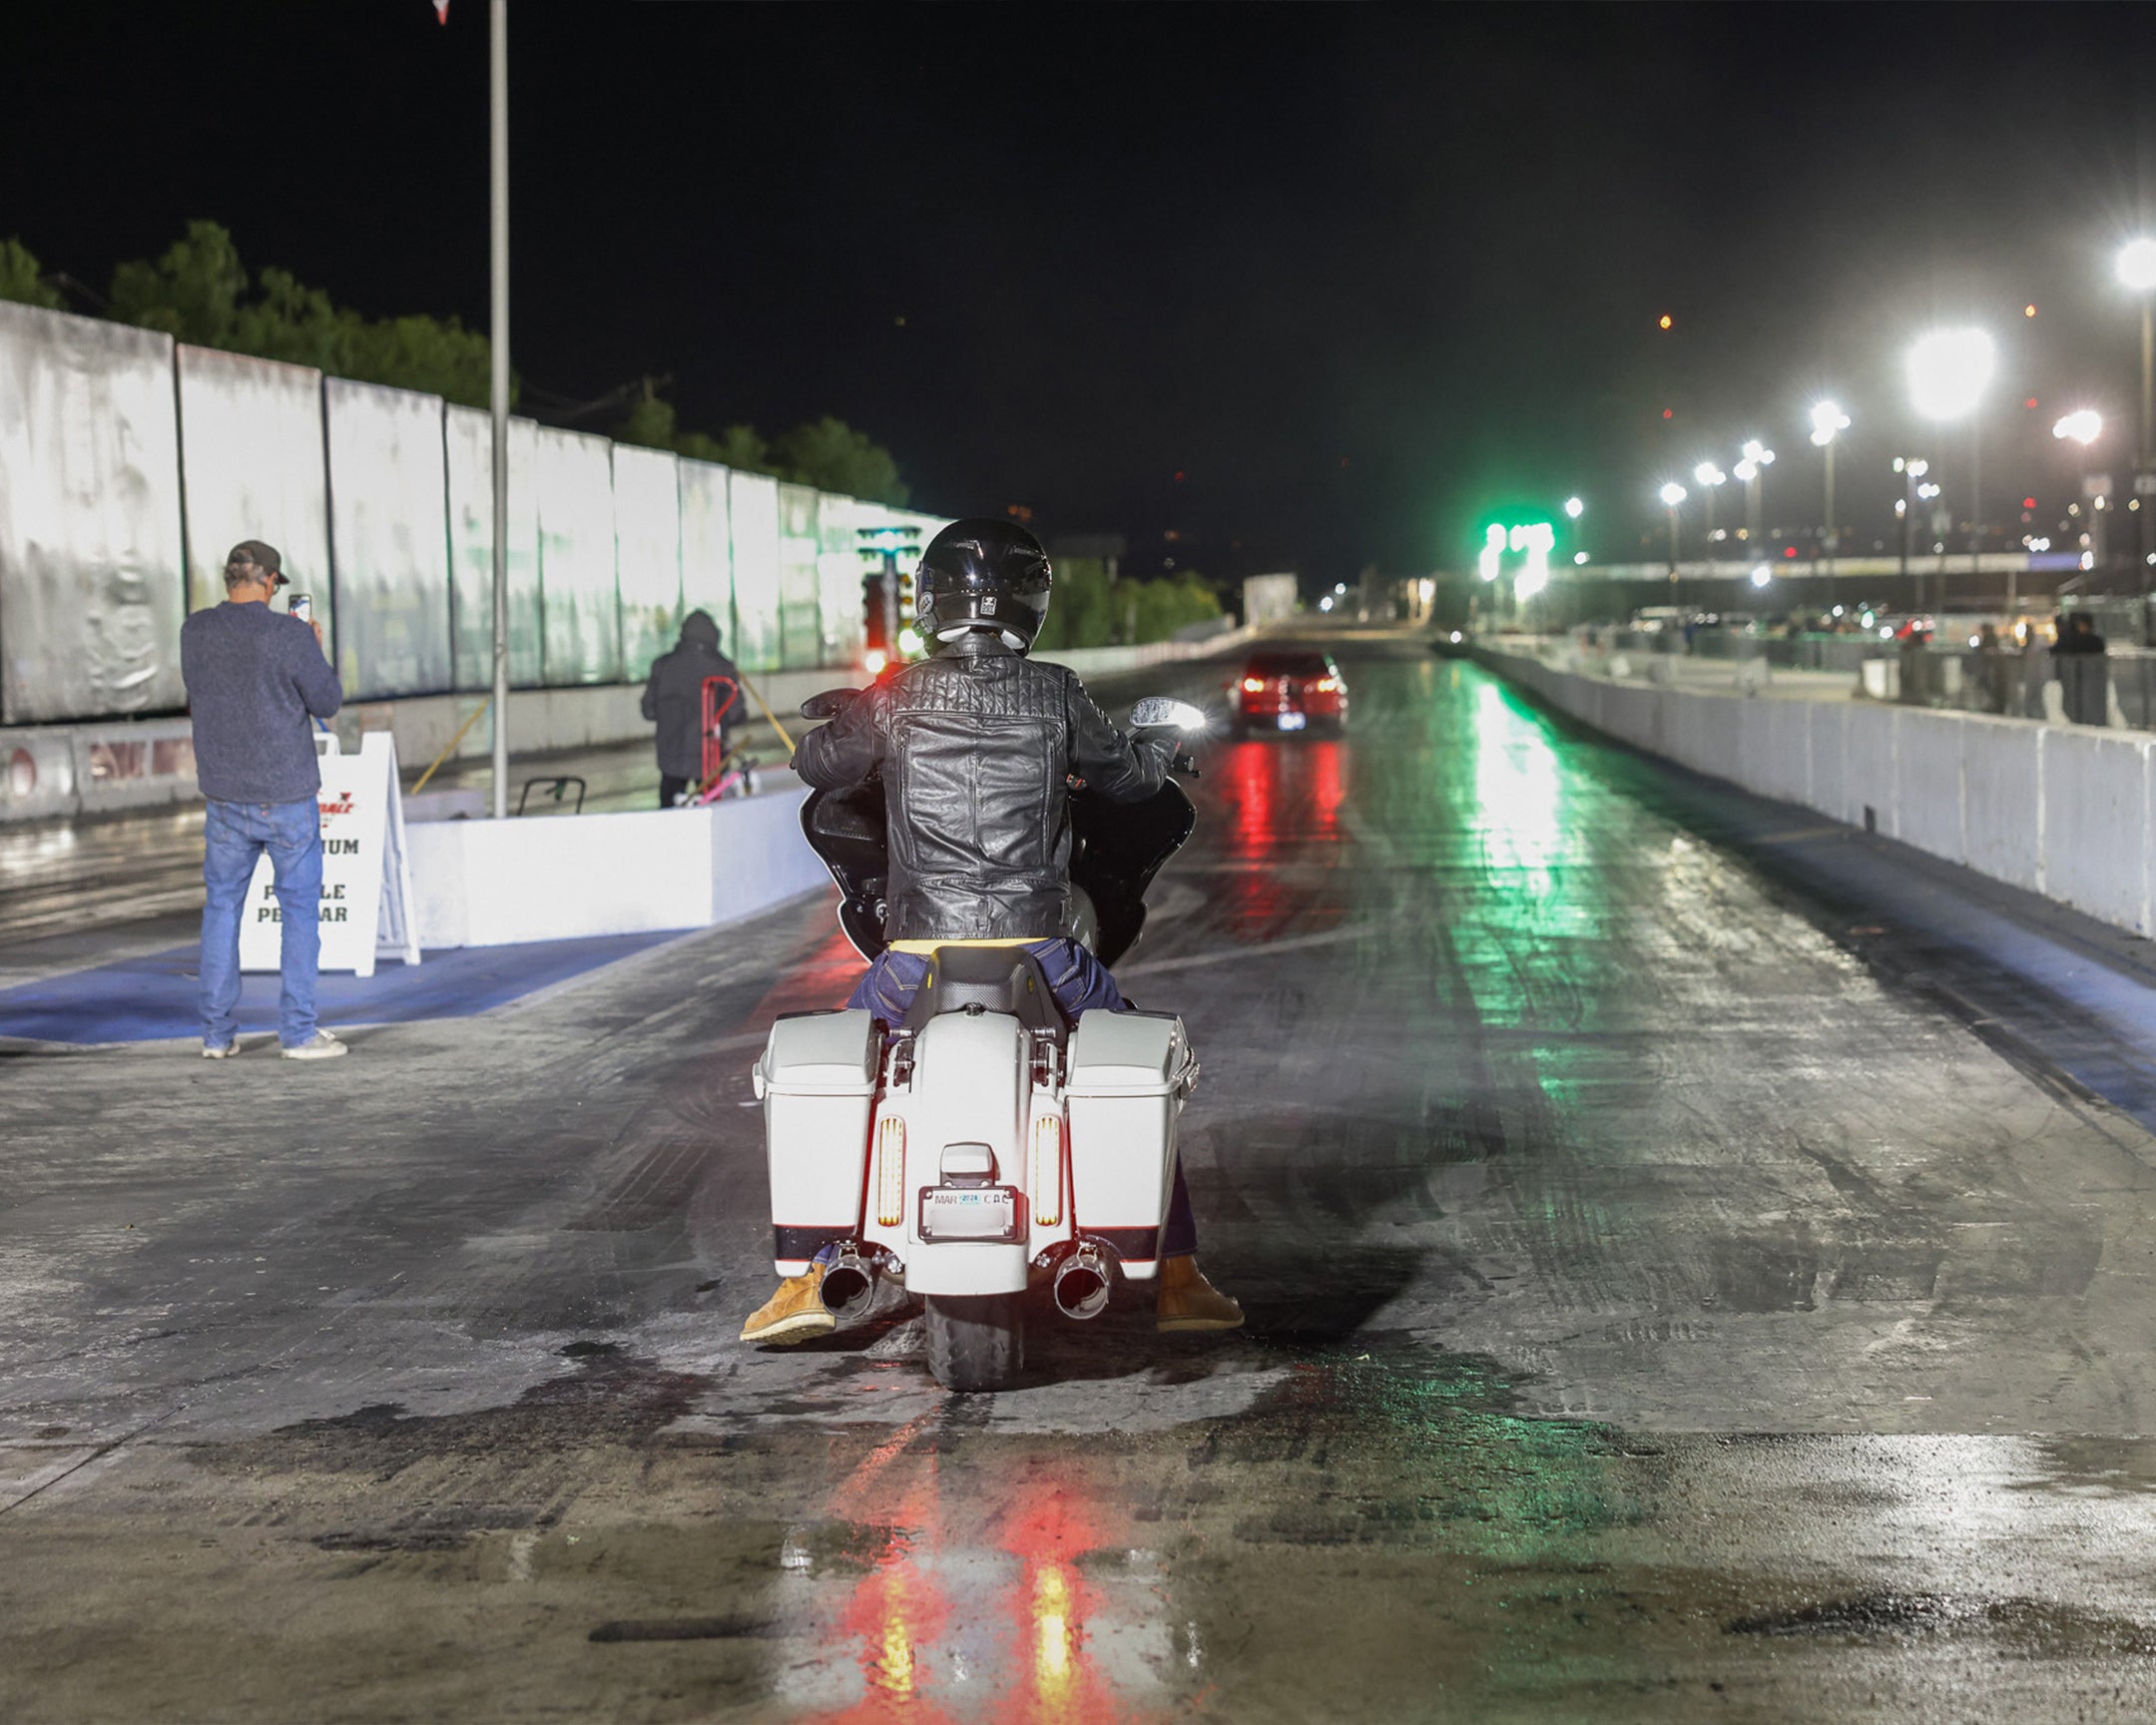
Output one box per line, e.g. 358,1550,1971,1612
899,944,1069,1035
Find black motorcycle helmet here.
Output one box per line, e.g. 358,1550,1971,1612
914,518,1053,651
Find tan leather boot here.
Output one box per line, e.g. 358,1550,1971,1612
1155,1256,1245,1333
740,1265,836,1345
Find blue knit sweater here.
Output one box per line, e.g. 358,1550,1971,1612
180,603,344,804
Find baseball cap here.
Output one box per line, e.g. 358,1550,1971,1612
224,540,288,587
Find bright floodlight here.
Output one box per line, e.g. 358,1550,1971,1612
1809,400,1850,446
2053,408,2104,446
1733,459,1757,483
1907,328,1996,420
2118,239,2156,292
1749,565,1771,589
1693,461,1726,486
1563,495,1584,519
1573,551,1589,565
1478,522,1504,582
1659,482,1687,507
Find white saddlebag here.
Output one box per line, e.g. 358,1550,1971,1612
755,1009,878,1274
1064,1010,1198,1279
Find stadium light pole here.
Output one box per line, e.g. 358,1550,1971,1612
488,0,511,821
1809,401,1850,577
1908,328,1996,597
1736,440,1775,555
1659,482,1688,580
1691,462,1727,565
2054,409,2107,571
2116,239,2156,594
1891,456,1929,585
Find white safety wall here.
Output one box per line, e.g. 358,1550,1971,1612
175,346,332,642
0,304,187,723
0,300,936,727
444,404,542,691
613,443,683,684
815,490,867,668
777,483,823,669
730,470,783,673
1483,646,2156,940
324,378,452,700
678,458,734,655
533,426,621,685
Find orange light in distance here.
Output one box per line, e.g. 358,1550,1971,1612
1658,313,1674,329
1241,677,1265,694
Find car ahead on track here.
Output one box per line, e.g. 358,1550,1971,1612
1230,648,1348,736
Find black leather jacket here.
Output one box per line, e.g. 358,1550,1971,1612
794,635,1175,940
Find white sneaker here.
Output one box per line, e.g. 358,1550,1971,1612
281,1031,348,1061
202,1041,236,1060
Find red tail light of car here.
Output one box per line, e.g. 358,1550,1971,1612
1241,677,1266,694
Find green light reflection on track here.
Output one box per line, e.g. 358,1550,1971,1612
1469,676,1566,908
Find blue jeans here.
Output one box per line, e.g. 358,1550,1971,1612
845,939,1200,1258
201,797,322,1049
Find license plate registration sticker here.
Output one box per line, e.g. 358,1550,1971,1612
918,1186,1020,1242
1277,711,1307,731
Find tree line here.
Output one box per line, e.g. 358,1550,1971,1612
1031,559,1222,652
0,223,909,504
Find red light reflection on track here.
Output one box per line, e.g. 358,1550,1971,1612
801,1435,1152,1723
747,923,867,1023
1213,740,1349,940
1003,1489,1125,1725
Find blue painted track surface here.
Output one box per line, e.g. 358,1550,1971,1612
0,932,680,1046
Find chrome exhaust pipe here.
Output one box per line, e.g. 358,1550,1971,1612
819,1247,877,1318
1052,1245,1112,1321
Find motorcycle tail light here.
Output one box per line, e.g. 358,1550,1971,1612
1241,677,1265,694
1032,1114,1063,1227
876,1116,906,1227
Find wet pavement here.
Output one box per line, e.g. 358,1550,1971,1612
6,635,2156,1720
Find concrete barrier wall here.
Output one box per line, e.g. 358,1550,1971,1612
404,782,826,949
0,628,1261,825
1482,646,2156,939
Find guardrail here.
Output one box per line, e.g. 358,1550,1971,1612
1589,628,2156,730
1479,641,2156,939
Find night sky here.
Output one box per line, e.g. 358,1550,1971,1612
9,2,2156,585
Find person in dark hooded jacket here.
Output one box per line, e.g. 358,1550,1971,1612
641,610,742,808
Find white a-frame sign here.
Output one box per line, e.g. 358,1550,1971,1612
240,731,421,979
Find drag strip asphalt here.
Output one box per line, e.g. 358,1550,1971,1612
4,634,2156,1722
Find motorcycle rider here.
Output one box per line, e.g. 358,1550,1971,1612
742,517,1245,1345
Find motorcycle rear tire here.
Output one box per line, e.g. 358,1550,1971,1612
925,1294,1024,1393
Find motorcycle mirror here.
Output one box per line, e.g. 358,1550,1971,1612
1129,696,1209,732
799,688,860,721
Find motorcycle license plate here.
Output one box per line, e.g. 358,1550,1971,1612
918,1185,1023,1243
1277,711,1307,731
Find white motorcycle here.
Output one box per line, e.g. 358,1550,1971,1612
753,696,1206,1392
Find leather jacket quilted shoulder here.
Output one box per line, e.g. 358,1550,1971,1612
793,635,1174,940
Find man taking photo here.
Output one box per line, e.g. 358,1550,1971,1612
180,540,347,1060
